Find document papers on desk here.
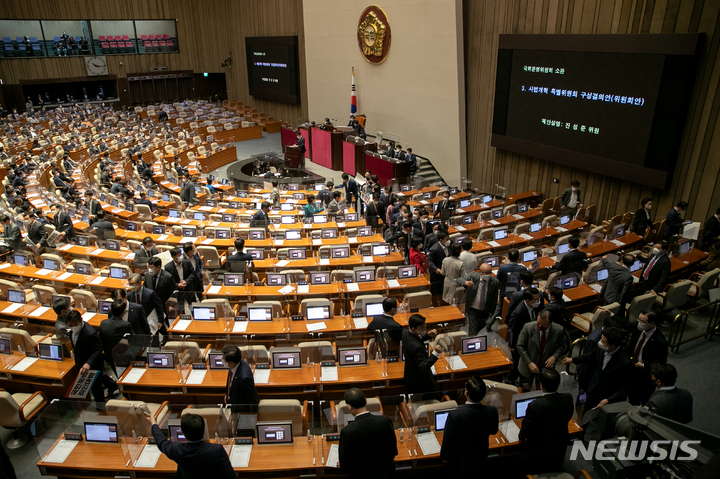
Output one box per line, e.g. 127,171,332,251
173,319,191,331
319,258,330,266
386,279,401,288
354,317,369,329
348,237,358,244
230,444,252,468
185,369,207,385
2,302,23,314
0,263,10,270
207,285,222,294
562,294,572,303
43,439,79,463
36,268,52,276
82,312,96,322
30,306,50,317
57,272,74,280
445,355,467,371
123,368,147,384
134,444,162,468
321,366,338,382
297,285,310,294
233,321,248,333
589,283,603,293
12,357,38,371
488,241,501,248
346,282,359,292
254,369,271,384
326,444,340,468
278,285,295,294
57,244,73,251
417,432,441,455
90,276,106,285
313,239,323,245
610,239,626,247
499,420,521,443
307,322,327,332
519,233,533,240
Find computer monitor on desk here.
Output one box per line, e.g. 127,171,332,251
306,305,330,320
611,224,626,239
559,215,571,225
13,252,33,267
84,420,119,443
530,222,542,233
248,307,273,322
0,336,11,355
126,222,138,232
357,226,372,237
192,305,217,321
678,240,691,255
215,229,231,239
223,274,243,286
266,273,287,286
153,225,166,235
285,230,302,240
462,336,487,354
321,228,338,239
338,347,367,366
288,248,306,260
515,397,537,419
43,258,60,271
554,274,579,290
372,244,389,256
595,268,609,283
281,215,294,225
434,409,454,431
398,264,418,279
256,422,293,445
207,352,227,369
147,351,176,369
7,290,25,304
354,267,375,283
109,266,127,279
365,302,383,317
493,227,508,241
556,243,570,257
168,209,180,218
272,348,301,369
39,342,63,361
481,255,500,268
310,272,330,284
482,195,493,204
331,246,350,259
522,250,538,263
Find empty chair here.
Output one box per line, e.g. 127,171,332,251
570,303,620,334
32,284,57,306
165,341,206,364
331,270,354,282
655,280,693,312
41,253,66,270
0,328,47,352
300,298,333,317
0,389,48,448
376,266,398,279
109,263,132,278
200,298,234,318
106,400,170,436
478,228,493,241
211,142,219,152
431,331,467,353
70,259,96,274
503,204,518,216
625,293,657,323
353,294,384,313
687,268,720,301
197,146,207,156
70,289,98,310
197,246,225,270
281,269,306,283
404,291,432,310
135,204,153,221
542,215,559,229
257,399,308,436
412,400,458,428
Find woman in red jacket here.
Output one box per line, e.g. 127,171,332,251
409,236,428,274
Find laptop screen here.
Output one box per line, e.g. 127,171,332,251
365,302,384,317
169,209,180,218
39,343,63,361
372,244,389,256
482,195,493,203
84,422,119,443
256,422,293,445
462,336,487,354
398,265,418,278
208,353,228,369
8,290,25,304
530,222,541,233
147,351,175,369
109,267,127,279
99,300,112,314
560,215,571,225
285,230,302,240
515,397,537,419
288,249,306,259
182,227,195,237
13,252,31,266
193,212,205,221
434,409,453,431
555,275,578,290
0,337,11,355
310,272,330,284
596,268,608,282
267,274,287,286
462,214,474,224
630,259,643,273
494,228,508,241
272,351,300,369
306,305,330,320
224,274,243,286
679,241,691,254
338,348,367,366
331,246,350,259
43,258,59,271
557,243,570,255
355,268,375,283
460,199,471,208
522,250,538,263
168,424,188,443
192,306,216,321
248,249,264,260
280,204,294,211
248,307,272,321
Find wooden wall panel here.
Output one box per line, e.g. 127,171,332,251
0,0,307,123
464,0,720,227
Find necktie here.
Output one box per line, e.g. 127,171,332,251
643,256,659,280
538,327,547,367
477,280,486,310
226,369,233,402
154,274,159,289
633,332,647,363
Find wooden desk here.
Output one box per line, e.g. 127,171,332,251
311,127,344,171
0,264,127,292
364,153,411,183
342,139,375,176
449,208,543,235
0,351,76,396
198,146,238,174
504,190,543,207
578,233,644,258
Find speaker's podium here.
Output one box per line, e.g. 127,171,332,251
343,136,377,176
311,126,346,171
284,144,302,169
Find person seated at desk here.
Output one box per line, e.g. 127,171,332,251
24,212,47,248
91,210,114,240
646,363,693,424
339,388,397,479
440,376,499,475
327,191,342,215
136,191,155,212
393,144,406,162
367,296,403,343
319,117,333,130
250,201,271,228
226,239,253,271
65,309,117,405
147,412,235,479
402,314,441,394
303,194,324,218
554,236,587,275
518,368,574,474
221,345,259,412
11,170,27,188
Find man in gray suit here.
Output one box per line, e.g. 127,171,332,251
646,363,693,424
180,173,198,206
600,254,635,310
1,214,23,251
455,263,500,335
516,309,568,390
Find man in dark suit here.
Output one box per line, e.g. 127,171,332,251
110,288,151,336
639,240,671,295
341,173,358,204
646,363,693,424
50,203,75,241
559,179,582,216
145,256,178,305
387,221,420,263
456,263,500,335
221,345,259,412
516,310,568,390
367,297,403,343
662,200,689,241
128,273,165,335
497,248,528,298
428,230,449,306
440,376,498,474
555,236,587,275
628,310,668,405
632,197,654,235
507,287,541,382
148,412,235,479
99,299,134,375
1,214,23,251
182,242,204,303
91,210,114,242
504,271,535,323
135,237,159,262
295,131,306,167
165,247,196,311
338,388,397,479
702,206,720,249
600,254,635,308
562,326,632,409
226,238,253,271
364,193,386,229
24,212,47,248
393,144,406,162
250,201,270,228
402,314,441,394
84,190,102,224
406,147,417,174
519,368,575,474
136,192,155,212
433,191,453,220
65,310,116,405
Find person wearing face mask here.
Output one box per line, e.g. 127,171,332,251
136,237,158,262
221,345,259,413
165,248,196,313
413,209,430,237
441,243,465,305
562,326,632,409
424,222,444,251
65,309,118,406
127,274,164,338
393,144,406,162
627,310,668,405
434,191,453,221
600,254,636,312
516,310,568,391
646,363,693,424
576,314,624,393
364,192,385,229
428,230,450,306
638,241,671,295
632,197,655,235
409,236,428,274
440,376,498,475
401,314,441,394
144,256,177,306
110,288,151,336
507,288,541,383
52,297,74,341
25,212,48,250
559,180,583,216
456,263,500,335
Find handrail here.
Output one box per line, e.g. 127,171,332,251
667,299,720,353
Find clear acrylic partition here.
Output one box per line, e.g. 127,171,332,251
112,334,153,379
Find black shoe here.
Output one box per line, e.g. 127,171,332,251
105,383,118,399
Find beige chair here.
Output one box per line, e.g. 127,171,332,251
257,399,308,436
165,341,206,364
688,268,720,301
70,289,98,310
297,340,333,364
625,292,657,323
281,269,306,283
300,298,333,317
107,399,170,436
197,246,225,270
542,215,559,229
353,294,384,313
570,303,620,334
40,253,66,270
178,140,188,149
655,280,693,312
70,259,96,275
200,298,234,318
211,142,219,152
0,389,48,448
332,397,383,430
250,301,283,318
0,279,33,301
404,291,432,310
478,228,493,241
197,146,207,156
135,204,153,221
126,240,143,252
331,270,354,282
412,400,458,427
193,136,202,146
513,223,530,235
430,331,468,353
503,204,518,216
239,344,270,364
32,284,57,306
0,328,48,351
